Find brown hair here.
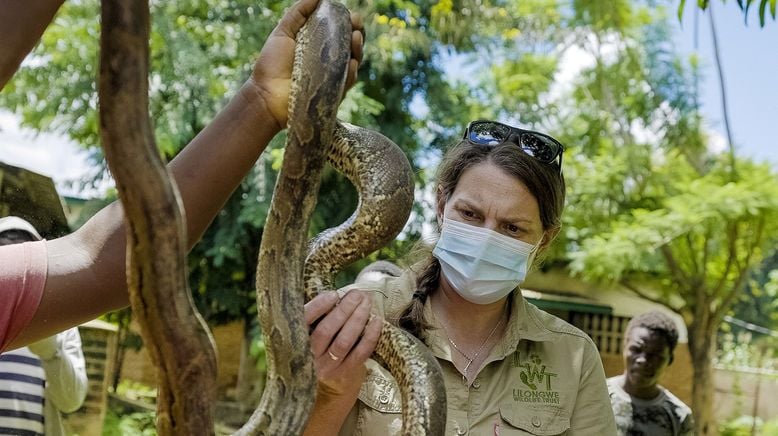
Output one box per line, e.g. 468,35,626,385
396,139,566,339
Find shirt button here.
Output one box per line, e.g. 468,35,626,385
457,428,467,435
531,415,542,428
379,394,389,404
472,379,481,389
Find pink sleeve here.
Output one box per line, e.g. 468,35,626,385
0,240,48,352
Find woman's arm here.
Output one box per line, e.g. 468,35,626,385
5,0,365,349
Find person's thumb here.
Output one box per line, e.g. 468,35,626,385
274,0,321,38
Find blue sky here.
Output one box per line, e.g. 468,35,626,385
674,0,778,165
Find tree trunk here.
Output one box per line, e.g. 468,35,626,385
687,319,717,435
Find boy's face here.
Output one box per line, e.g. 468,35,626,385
623,326,672,390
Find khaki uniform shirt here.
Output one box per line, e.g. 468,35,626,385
338,269,617,436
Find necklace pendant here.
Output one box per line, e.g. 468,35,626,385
462,359,473,385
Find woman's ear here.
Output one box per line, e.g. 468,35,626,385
539,227,561,251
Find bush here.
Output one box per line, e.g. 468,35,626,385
719,415,762,436
103,409,156,436
762,416,778,435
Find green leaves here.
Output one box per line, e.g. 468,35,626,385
681,0,777,27
569,154,778,313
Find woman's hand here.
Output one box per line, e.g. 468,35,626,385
305,290,382,400
246,0,365,132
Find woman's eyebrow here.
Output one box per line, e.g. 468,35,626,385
452,199,482,212
501,215,534,224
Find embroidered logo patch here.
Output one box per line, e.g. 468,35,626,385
512,351,560,404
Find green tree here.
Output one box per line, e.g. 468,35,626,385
730,251,778,333
554,3,778,434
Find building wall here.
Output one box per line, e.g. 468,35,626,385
61,321,118,435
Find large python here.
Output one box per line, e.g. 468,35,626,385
99,0,444,433
238,1,446,434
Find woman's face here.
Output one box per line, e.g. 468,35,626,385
437,161,545,246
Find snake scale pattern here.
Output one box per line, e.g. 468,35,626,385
305,120,448,435
245,0,446,434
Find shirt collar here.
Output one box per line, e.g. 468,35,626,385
421,288,555,362
500,290,556,350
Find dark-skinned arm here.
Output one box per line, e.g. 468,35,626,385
6,0,365,349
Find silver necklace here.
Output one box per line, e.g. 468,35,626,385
431,300,505,384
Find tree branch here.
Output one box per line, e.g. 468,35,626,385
712,222,738,297
620,279,682,314
708,1,738,181
713,217,766,322
701,228,710,280
685,233,701,277
660,245,689,287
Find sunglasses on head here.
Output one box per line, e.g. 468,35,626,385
462,120,565,172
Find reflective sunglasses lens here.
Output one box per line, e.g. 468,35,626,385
520,133,560,163
468,122,511,146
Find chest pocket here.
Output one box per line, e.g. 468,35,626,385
358,360,402,413
499,402,570,435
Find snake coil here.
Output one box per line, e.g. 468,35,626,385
242,1,446,434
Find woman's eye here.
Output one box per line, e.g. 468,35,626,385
506,224,519,234
461,210,476,219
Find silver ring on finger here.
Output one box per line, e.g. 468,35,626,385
327,350,340,361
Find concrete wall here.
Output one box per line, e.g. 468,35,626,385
714,368,778,422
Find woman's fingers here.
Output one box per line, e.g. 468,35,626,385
309,291,364,357
317,314,383,381
304,291,339,325
339,315,382,372
325,294,373,361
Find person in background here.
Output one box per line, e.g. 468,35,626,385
0,217,88,436
607,310,694,436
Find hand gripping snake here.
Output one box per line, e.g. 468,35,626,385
238,1,446,434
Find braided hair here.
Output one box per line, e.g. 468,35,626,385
397,255,441,339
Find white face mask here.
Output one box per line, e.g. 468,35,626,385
432,217,539,305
